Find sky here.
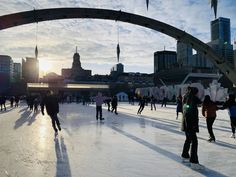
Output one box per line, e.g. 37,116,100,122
0,0,236,76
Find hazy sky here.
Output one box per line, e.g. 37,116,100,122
0,0,236,76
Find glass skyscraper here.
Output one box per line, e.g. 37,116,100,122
211,17,231,44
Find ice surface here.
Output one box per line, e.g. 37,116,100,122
0,102,235,177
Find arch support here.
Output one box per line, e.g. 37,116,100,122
0,8,236,84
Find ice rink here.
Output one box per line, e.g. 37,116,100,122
0,102,235,177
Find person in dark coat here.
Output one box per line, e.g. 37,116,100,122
221,94,236,138
176,95,183,119
10,96,15,108
41,91,61,135
15,96,20,107
111,96,118,115
150,95,156,111
202,95,218,142
105,98,112,111
0,95,6,111
137,97,145,114
181,87,203,169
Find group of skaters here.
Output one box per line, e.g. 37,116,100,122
0,95,20,111
177,86,236,170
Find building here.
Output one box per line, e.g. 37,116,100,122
210,17,234,67
22,57,39,83
0,55,13,92
211,17,231,44
13,63,22,82
177,41,193,67
110,63,124,78
62,47,91,81
154,50,177,73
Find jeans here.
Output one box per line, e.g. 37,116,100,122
230,117,236,134
206,117,216,139
96,106,102,119
182,131,199,163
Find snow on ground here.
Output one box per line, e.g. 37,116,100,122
0,102,235,177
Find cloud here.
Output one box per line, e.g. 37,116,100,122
0,0,235,75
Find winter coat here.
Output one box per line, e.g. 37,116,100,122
181,94,201,132
41,95,59,116
202,101,218,118
176,98,183,113
222,101,236,118
111,97,118,107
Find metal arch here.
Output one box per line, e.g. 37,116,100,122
0,7,235,84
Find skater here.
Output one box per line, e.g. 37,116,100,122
150,95,156,111
10,96,14,108
0,95,6,111
105,98,111,111
137,97,145,114
92,92,108,120
34,97,40,113
15,96,20,107
202,95,218,142
111,96,118,115
221,94,236,138
41,90,61,135
176,95,183,119
181,87,204,170
161,97,167,107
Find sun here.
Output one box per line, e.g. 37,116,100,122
39,60,52,74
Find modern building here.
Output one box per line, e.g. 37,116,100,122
211,17,231,44
210,17,234,67
154,50,177,73
177,41,193,67
22,57,39,83
62,47,91,81
13,63,22,82
0,55,13,92
110,63,124,78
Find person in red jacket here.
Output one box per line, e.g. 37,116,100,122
202,95,218,142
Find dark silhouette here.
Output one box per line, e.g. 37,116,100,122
176,95,183,119
137,97,145,114
111,96,118,115
15,96,20,107
10,96,15,108
202,95,218,142
150,95,156,111
181,87,203,169
41,91,61,135
0,95,6,111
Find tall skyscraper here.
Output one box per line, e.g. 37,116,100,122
177,41,193,66
22,57,39,83
0,55,13,92
210,17,234,67
13,63,22,82
211,17,231,43
154,50,177,73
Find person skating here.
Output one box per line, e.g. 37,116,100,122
202,95,218,142
111,96,118,115
105,98,111,112
41,91,61,136
221,94,236,138
176,95,183,119
10,96,14,108
92,92,108,120
181,87,204,170
150,95,156,111
0,95,6,111
137,97,145,114
15,96,20,107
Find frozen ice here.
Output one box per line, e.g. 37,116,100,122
0,102,235,177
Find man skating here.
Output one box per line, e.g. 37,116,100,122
41,91,61,136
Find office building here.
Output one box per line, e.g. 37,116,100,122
154,50,177,73
0,55,13,92
13,63,22,82
22,57,39,83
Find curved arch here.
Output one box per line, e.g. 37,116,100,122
0,7,235,84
